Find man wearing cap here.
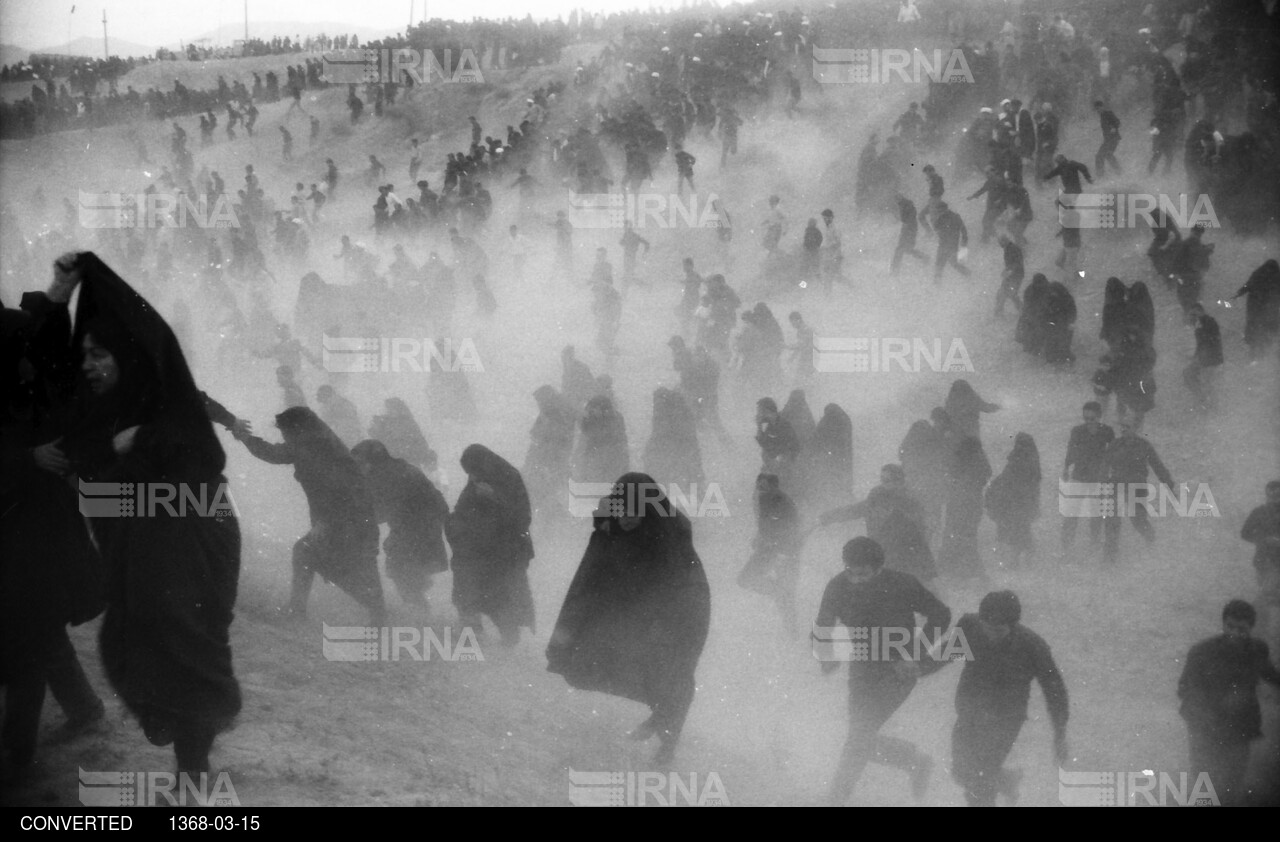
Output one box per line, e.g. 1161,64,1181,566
815,537,951,805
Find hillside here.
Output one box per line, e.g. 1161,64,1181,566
2,39,1278,808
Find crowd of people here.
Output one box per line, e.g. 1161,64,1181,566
3,0,1280,809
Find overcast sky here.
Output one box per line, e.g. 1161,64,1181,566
2,0,717,51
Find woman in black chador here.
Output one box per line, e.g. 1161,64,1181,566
234,406,386,624
808,402,854,508
51,252,241,774
642,386,704,489
573,394,629,483
547,474,711,766
446,444,536,645
352,439,450,612
939,435,992,580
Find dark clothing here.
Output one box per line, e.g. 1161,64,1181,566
816,569,951,675
55,254,242,762
949,614,1068,806
816,568,950,802
1241,503,1280,575
1064,423,1115,481
364,455,450,600
241,428,384,614
548,475,710,742
2,294,106,765
446,445,535,637
1179,634,1280,744
821,486,936,580
1043,159,1092,195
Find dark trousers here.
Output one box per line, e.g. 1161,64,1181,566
292,533,386,623
1188,729,1250,807
995,274,1023,315
934,244,970,283
1095,135,1121,177
951,712,1024,806
2,626,102,766
829,669,922,804
891,231,927,273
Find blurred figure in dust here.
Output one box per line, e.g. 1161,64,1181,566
1182,303,1223,409
235,406,385,623
446,445,536,646
368,396,437,475
523,386,577,522
426,340,479,423
984,432,1042,569
276,364,307,409
316,383,363,448
547,473,711,766
816,464,936,582
573,395,630,484
939,436,992,581
781,388,817,503
755,397,800,494
592,280,622,355
1234,259,1280,361
642,387,704,489
944,379,1000,441
809,402,854,509
352,440,450,613
44,253,242,775
899,419,948,536
472,274,498,317
738,473,802,635
560,345,596,418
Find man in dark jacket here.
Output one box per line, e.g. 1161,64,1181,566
1241,481,1280,585
816,465,936,581
1100,417,1174,563
891,193,929,275
1182,304,1223,408
931,590,1069,806
1044,153,1093,196
1093,100,1122,177
932,202,970,284
995,235,1025,316
815,537,951,805
1060,401,1114,552
1178,600,1280,806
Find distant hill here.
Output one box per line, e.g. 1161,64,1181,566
179,20,401,50
28,35,157,60
0,43,32,68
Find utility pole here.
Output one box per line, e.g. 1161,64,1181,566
244,0,249,41
102,9,108,59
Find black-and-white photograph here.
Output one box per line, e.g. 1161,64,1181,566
2,0,1278,812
